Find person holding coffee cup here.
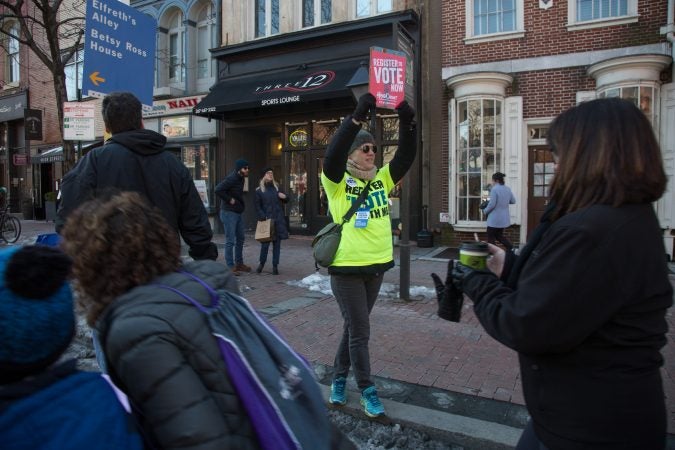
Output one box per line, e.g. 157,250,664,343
434,98,671,449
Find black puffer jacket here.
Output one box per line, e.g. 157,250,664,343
56,129,217,260
97,260,260,450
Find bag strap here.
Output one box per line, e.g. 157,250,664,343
340,180,371,225
154,270,220,313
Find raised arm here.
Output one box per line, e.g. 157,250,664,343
323,93,376,183
389,101,417,184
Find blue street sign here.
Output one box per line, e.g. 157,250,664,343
82,0,156,107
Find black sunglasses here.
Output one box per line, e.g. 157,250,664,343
361,144,377,154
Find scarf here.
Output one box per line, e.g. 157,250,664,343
346,159,377,180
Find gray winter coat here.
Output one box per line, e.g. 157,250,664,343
484,183,515,228
97,260,260,450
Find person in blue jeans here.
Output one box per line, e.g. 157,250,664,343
216,159,251,275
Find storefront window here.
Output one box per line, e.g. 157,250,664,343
288,151,308,228
456,97,503,223
312,120,338,145
181,145,210,209
162,116,190,138
597,84,656,124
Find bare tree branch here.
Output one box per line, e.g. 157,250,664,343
0,0,87,171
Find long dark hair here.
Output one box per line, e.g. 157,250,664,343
547,97,666,219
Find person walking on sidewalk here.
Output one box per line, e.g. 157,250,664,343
55,91,217,261
443,98,672,449
483,172,516,250
323,93,416,418
254,168,288,275
216,159,251,275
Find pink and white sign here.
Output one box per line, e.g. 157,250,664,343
368,47,407,110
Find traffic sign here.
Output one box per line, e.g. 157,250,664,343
82,0,156,107
63,102,96,141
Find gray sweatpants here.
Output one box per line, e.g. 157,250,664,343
330,272,384,390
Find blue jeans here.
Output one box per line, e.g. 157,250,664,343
220,210,245,267
330,273,384,390
259,238,281,267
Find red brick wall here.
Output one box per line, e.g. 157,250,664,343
434,0,670,245
442,0,669,67
27,49,61,147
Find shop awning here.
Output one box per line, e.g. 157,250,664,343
32,141,104,164
193,61,359,119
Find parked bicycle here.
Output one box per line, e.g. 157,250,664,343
0,206,21,243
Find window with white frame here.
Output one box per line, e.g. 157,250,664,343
356,0,392,18
255,0,279,38
474,0,515,35
196,3,215,80
568,0,637,27
64,48,84,101
165,11,185,83
466,0,523,40
456,98,503,223
6,23,20,84
597,84,657,125
303,0,332,27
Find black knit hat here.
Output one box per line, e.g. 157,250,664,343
235,159,249,171
348,130,375,155
260,167,273,179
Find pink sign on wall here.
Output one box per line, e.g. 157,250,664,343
368,47,407,110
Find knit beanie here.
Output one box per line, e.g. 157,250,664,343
348,130,375,155
235,159,250,171
0,245,74,383
260,167,273,179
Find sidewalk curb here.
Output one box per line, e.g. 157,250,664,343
319,384,521,449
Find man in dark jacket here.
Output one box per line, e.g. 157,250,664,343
215,159,251,274
55,92,217,261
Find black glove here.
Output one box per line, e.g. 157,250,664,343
395,100,415,125
452,260,496,289
431,260,464,322
353,93,376,123
189,242,218,261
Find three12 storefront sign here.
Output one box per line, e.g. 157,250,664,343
369,47,407,109
24,109,43,140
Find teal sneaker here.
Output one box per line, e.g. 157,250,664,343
360,385,385,417
329,377,347,405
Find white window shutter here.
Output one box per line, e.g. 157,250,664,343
657,83,675,229
504,96,523,225
448,98,456,224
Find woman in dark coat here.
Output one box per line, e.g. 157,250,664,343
438,98,672,449
254,168,289,275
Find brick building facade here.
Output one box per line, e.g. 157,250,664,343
439,0,674,254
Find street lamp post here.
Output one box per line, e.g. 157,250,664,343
347,62,410,301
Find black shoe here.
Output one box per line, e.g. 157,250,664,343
256,264,264,274
272,266,279,275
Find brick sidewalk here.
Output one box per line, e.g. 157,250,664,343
13,219,675,436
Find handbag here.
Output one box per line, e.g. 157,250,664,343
255,218,275,242
312,181,371,268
